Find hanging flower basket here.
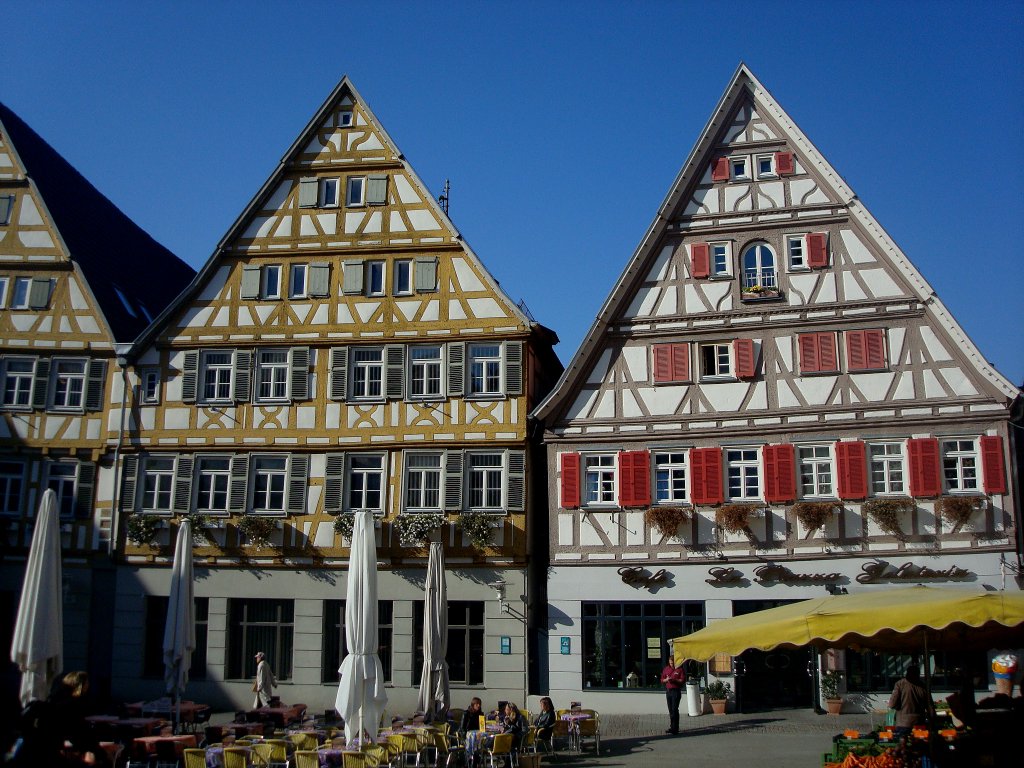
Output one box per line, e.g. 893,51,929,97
644,507,690,539
393,513,446,547
936,496,979,530
863,497,913,538
179,512,212,543
458,511,494,550
791,501,839,533
126,513,163,546
716,504,760,534
332,513,356,540
237,514,277,549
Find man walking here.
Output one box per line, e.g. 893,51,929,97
660,654,686,735
252,651,277,708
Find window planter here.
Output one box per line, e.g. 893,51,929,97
178,512,213,543
458,510,495,550
740,287,782,301
332,513,355,541
863,497,914,539
237,514,278,549
392,512,446,548
715,503,761,534
644,506,690,539
126,513,163,546
936,495,983,532
791,501,840,535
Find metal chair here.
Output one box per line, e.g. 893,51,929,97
521,726,537,755
289,732,319,751
154,740,182,768
293,750,321,768
550,719,570,754
183,749,208,768
576,711,600,754
223,747,252,768
485,733,514,768
433,731,464,768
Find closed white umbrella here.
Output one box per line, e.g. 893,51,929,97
416,541,449,722
163,520,195,733
10,489,63,706
335,510,388,743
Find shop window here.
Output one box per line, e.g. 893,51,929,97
226,598,294,681
0,460,25,516
414,600,483,686
322,599,392,684
143,596,208,679
845,649,986,694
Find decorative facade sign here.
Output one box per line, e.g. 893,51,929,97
617,565,668,589
856,560,971,584
753,563,842,584
705,566,744,585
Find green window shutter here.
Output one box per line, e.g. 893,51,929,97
289,347,310,401
504,341,523,396
444,450,464,511
232,350,252,402
28,279,51,309
31,357,49,409
324,453,346,514
329,347,349,401
507,450,526,512
414,257,437,292
287,454,309,515
240,266,261,300
74,461,96,519
308,262,330,297
172,456,193,514
228,454,250,514
342,260,364,295
299,177,319,208
366,175,388,206
447,342,465,397
84,359,107,412
121,455,140,513
385,344,405,399
181,351,200,404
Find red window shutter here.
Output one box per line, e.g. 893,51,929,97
733,338,756,379
653,345,672,383
711,157,730,181
846,331,867,371
836,441,867,500
691,243,710,279
806,233,829,269
671,343,690,382
775,151,794,175
627,450,651,506
864,329,886,369
764,444,796,503
817,333,838,373
690,447,723,505
907,438,941,498
560,452,580,509
618,451,634,506
798,333,820,373
981,436,1007,494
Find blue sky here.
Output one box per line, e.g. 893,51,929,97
3,1,1022,383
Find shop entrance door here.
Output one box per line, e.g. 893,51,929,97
732,600,813,712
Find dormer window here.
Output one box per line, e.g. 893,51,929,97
755,154,776,178
339,111,354,127
730,156,750,181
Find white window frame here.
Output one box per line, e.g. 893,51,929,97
0,277,9,309
319,178,340,208
194,456,231,516
141,369,161,404
1,356,35,409
654,450,688,505
699,343,733,380
255,349,290,403
869,442,906,496
289,264,308,299
726,447,761,501
199,350,234,404
339,111,354,127
261,265,282,300
467,452,505,512
394,260,412,296
404,452,443,513
729,155,750,181
798,444,834,498
741,243,778,291
346,453,386,514
11,277,30,310
786,234,809,271
0,459,25,516
366,261,385,297
49,357,87,411
140,455,176,514
755,153,777,179
941,438,980,493
250,455,288,516
346,177,366,207
468,343,503,398
408,345,443,400
709,241,732,278
351,348,384,401
45,460,79,519
583,453,617,507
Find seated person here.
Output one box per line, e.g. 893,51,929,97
499,702,525,751
459,697,484,735
533,697,556,746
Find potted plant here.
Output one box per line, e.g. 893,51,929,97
126,513,163,546
332,513,355,541
935,495,980,531
705,679,732,715
458,510,494,550
863,497,914,538
237,513,277,549
644,506,690,539
792,501,838,534
716,504,760,535
179,512,212,543
820,670,844,714
392,512,446,547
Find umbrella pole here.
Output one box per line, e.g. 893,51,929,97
923,633,935,765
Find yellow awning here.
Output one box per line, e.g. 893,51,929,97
672,585,1024,663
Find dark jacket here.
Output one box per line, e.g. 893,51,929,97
459,707,483,734
11,694,110,768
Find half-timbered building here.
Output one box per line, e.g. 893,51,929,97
532,65,1021,714
110,78,561,713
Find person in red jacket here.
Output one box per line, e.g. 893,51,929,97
660,655,687,735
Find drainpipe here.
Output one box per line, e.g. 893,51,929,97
108,353,130,557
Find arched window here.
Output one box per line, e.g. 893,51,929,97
742,243,777,290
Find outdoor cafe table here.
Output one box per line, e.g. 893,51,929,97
464,724,501,761
247,703,307,727
560,713,592,752
85,715,165,735
126,699,211,722
133,733,198,755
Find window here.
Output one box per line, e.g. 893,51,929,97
415,601,484,686
143,596,208,680
409,346,442,399
468,344,502,396
0,195,13,225
200,351,234,403
654,451,688,504
50,359,86,410
256,350,289,403
755,153,776,178
346,177,365,207
366,261,385,296
787,235,807,271
729,155,750,181
339,111,354,128
195,457,231,515
46,461,78,518
869,442,905,495
0,460,25,515
741,243,777,291
726,448,760,500
351,348,383,400
261,265,282,300
320,178,340,208
1,357,35,408
141,456,176,513
10,278,30,310
394,260,412,295
846,649,986,694
710,242,731,277
141,370,160,404
226,599,293,681
582,602,705,690
251,456,287,514
584,454,616,505
0,277,8,308
289,264,308,298
700,343,732,379
798,445,834,497
347,454,385,513
941,439,979,493
322,600,392,684
405,453,442,512
467,453,504,510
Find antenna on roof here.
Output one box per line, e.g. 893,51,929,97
438,179,450,215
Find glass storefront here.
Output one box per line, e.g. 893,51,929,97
846,649,988,693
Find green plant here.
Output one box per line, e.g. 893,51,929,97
705,679,732,699
792,501,838,533
936,496,978,529
392,512,446,547
644,507,690,539
863,497,913,538
716,504,759,534
179,512,212,543
237,514,277,549
332,513,355,540
820,670,843,699
126,513,163,546
458,511,494,549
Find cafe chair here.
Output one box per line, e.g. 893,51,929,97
293,750,321,768
433,731,464,768
387,732,422,768
485,733,514,768
521,726,537,755
189,707,212,734
290,732,319,751
576,711,600,755
550,719,570,754
154,740,183,768
183,749,208,768
223,747,251,768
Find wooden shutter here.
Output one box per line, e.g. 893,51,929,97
342,260,364,295
733,338,756,379
366,175,388,205
908,438,941,498
120,455,140,512
74,461,96,519
560,452,580,509
84,359,107,411
846,330,886,372
289,347,310,401
798,333,819,373
711,157,730,181
504,341,523,396
287,454,309,515
240,266,261,299
181,351,199,404
690,243,710,279
308,263,330,297
447,342,465,397
385,344,405,399
618,450,650,507
653,343,689,383
806,233,829,269
444,450,464,511
298,177,318,208
172,457,194,514
232,350,252,402
653,344,672,383
817,334,837,373
228,454,250,514
799,333,836,373
836,441,868,500
31,357,49,409
414,257,437,292
329,347,349,401
775,151,795,176
507,450,526,512
324,453,346,514
981,435,1007,494
763,444,796,503
28,278,51,309
689,447,723,505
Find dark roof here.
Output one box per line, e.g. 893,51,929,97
0,102,195,342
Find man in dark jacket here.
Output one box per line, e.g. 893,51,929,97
660,655,686,735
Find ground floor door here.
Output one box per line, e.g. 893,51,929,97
732,600,813,712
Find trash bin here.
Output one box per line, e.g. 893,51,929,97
686,681,701,717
